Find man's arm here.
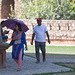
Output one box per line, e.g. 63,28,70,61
31,33,35,45
46,31,50,44
2,30,9,35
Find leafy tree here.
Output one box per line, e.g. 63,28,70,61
69,0,75,20
18,0,75,20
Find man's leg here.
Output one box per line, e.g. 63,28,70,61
2,36,8,42
2,36,8,40
40,42,46,62
35,41,40,63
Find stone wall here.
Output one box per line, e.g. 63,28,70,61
0,19,75,46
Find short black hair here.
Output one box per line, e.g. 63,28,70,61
15,22,22,31
1,21,5,24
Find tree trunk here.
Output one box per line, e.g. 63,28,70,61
1,0,14,19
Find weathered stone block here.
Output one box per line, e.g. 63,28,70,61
0,50,6,68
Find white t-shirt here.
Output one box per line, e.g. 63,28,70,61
33,24,48,42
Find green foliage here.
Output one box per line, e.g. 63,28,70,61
18,0,75,20
69,0,75,20
8,4,15,19
7,45,75,54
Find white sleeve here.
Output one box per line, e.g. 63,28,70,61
45,25,48,32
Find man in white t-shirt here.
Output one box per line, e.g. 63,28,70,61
31,18,50,63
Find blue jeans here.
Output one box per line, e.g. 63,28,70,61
2,35,8,40
35,41,46,61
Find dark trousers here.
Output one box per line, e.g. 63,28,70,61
35,41,46,61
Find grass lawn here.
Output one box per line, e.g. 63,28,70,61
7,45,75,55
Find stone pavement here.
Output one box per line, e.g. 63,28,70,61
0,53,75,75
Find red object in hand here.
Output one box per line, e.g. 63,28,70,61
31,42,33,45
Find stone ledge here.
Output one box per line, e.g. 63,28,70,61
0,42,9,50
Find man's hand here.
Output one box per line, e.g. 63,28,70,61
31,41,33,45
48,39,50,44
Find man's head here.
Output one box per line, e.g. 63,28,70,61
1,21,5,27
37,18,42,26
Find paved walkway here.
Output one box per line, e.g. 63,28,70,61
0,53,75,75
